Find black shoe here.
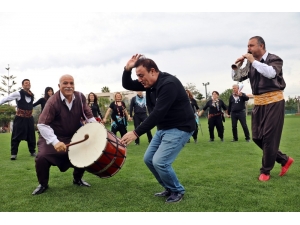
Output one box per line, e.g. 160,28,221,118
32,184,48,195
73,179,91,187
10,155,17,160
231,139,238,142
30,153,36,157
220,138,224,142
154,189,171,197
194,139,197,143
208,139,214,142
165,192,184,203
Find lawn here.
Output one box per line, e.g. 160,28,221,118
0,115,299,215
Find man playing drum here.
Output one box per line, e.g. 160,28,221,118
32,74,97,195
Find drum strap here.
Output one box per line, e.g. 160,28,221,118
78,92,88,121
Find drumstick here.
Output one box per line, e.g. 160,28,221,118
66,134,89,147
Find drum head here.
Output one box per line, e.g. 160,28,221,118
68,123,107,168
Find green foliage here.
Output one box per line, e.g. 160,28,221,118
98,96,110,116
0,65,19,97
195,93,204,100
0,104,16,125
219,88,232,106
1,116,299,213
285,96,298,111
101,86,110,93
184,82,204,100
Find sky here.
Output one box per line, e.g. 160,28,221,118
0,3,300,104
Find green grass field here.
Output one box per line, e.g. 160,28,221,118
0,115,299,213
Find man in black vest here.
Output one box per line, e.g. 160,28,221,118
227,84,251,142
0,79,36,160
129,91,152,145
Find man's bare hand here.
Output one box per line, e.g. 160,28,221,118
120,131,137,145
242,53,255,63
235,55,246,65
125,54,143,71
54,142,67,152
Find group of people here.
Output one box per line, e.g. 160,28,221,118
196,84,251,143
0,36,294,203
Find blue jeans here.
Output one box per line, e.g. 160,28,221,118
143,128,193,194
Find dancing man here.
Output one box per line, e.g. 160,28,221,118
0,79,36,160
120,54,195,203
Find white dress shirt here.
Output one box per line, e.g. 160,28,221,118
0,91,32,105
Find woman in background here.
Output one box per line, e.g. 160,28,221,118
186,89,200,143
33,87,54,112
102,92,130,138
199,91,227,142
87,92,103,122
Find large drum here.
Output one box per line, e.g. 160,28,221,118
68,122,127,178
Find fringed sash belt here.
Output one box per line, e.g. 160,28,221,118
254,90,284,105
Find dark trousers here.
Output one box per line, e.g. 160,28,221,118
133,113,152,144
231,110,250,141
11,138,36,155
111,124,127,138
208,116,224,140
11,116,36,155
35,155,85,186
252,100,288,175
35,137,85,186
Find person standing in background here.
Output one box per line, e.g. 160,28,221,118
87,92,103,123
186,89,200,143
198,91,227,142
33,87,54,112
129,91,152,145
0,79,36,160
102,92,130,138
227,84,251,142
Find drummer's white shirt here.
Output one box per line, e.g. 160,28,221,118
37,92,97,146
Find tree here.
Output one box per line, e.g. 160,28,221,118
98,96,111,116
0,105,16,129
195,93,204,101
101,86,110,93
0,64,18,99
219,88,232,106
285,96,297,111
184,83,200,96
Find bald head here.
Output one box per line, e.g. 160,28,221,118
58,74,75,102
59,74,74,84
